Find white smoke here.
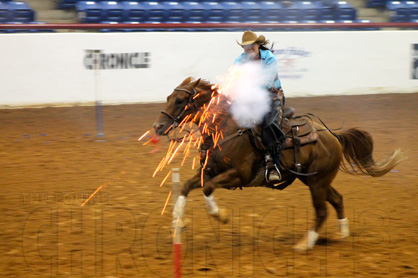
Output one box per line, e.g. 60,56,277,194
217,63,271,128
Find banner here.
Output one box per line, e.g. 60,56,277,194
0,31,417,107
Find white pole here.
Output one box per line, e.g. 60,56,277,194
86,49,105,139
171,168,181,278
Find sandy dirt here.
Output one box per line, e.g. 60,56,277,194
0,93,417,278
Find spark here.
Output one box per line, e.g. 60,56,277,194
192,111,201,122
179,114,192,127
152,141,178,177
142,138,153,146
160,170,172,187
181,136,193,166
194,136,202,147
197,137,203,149
216,95,221,105
168,137,186,164
138,130,150,141
81,185,103,207
202,123,208,134
213,132,221,148
192,156,196,170
201,152,209,187
212,113,217,123
161,190,172,216
153,156,168,177
164,124,173,135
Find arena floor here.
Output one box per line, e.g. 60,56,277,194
0,93,417,278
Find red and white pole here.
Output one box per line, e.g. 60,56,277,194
172,168,182,278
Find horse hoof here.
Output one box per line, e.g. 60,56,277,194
172,218,190,229
293,231,318,252
218,209,230,224
334,231,350,241
293,240,310,252
209,209,230,224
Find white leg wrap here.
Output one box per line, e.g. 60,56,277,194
338,218,350,237
307,230,319,250
204,194,219,215
173,196,186,219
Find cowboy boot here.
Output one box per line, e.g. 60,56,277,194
265,153,282,182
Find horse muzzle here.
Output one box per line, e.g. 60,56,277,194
153,120,174,136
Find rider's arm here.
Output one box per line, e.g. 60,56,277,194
262,52,281,89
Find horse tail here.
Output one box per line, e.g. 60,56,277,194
335,128,403,177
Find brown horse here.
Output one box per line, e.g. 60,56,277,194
153,77,403,251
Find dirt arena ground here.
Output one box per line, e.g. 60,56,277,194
0,93,417,278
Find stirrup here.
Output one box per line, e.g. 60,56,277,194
265,164,282,182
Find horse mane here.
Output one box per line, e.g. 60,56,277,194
183,77,213,92
196,79,214,93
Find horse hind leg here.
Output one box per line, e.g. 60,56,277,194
293,181,328,252
327,186,350,240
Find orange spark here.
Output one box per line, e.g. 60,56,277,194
142,138,153,146
81,185,103,207
179,114,192,127
161,190,172,216
192,111,201,122
153,141,176,177
202,123,208,134
194,136,202,147
138,130,150,141
212,113,217,123
168,137,186,165
160,170,172,187
164,124,173,134
192,156,196,170
201,152,209,187
197,137,203,149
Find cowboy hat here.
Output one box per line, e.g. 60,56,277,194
236,30,267,46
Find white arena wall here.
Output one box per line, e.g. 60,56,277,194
0,31,417,107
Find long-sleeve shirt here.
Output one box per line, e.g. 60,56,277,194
234,49,282,89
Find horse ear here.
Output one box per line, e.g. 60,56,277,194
190,78,201,88
180,77,193,86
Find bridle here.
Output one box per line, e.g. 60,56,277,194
160,87,199,129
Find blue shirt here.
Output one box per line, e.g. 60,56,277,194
234,49,282,89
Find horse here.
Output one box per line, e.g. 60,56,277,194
153,77,403,251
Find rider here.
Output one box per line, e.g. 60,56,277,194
234,30,286,182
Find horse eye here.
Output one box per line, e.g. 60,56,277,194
175,98,184,105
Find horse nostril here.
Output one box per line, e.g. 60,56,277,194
153,122,163,130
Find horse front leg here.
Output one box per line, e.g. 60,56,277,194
172,172,201,228
202,168,242,224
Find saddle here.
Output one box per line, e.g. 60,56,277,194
282,115,318,149
249,107,318,179
251,107,318,151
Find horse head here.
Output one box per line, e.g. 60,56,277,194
153,77,215,135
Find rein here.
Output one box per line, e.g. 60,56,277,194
160,87,198,129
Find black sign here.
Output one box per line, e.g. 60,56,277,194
84,52,150,70
413,44,418,79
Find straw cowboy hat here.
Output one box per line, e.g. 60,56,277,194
237,30,268,46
